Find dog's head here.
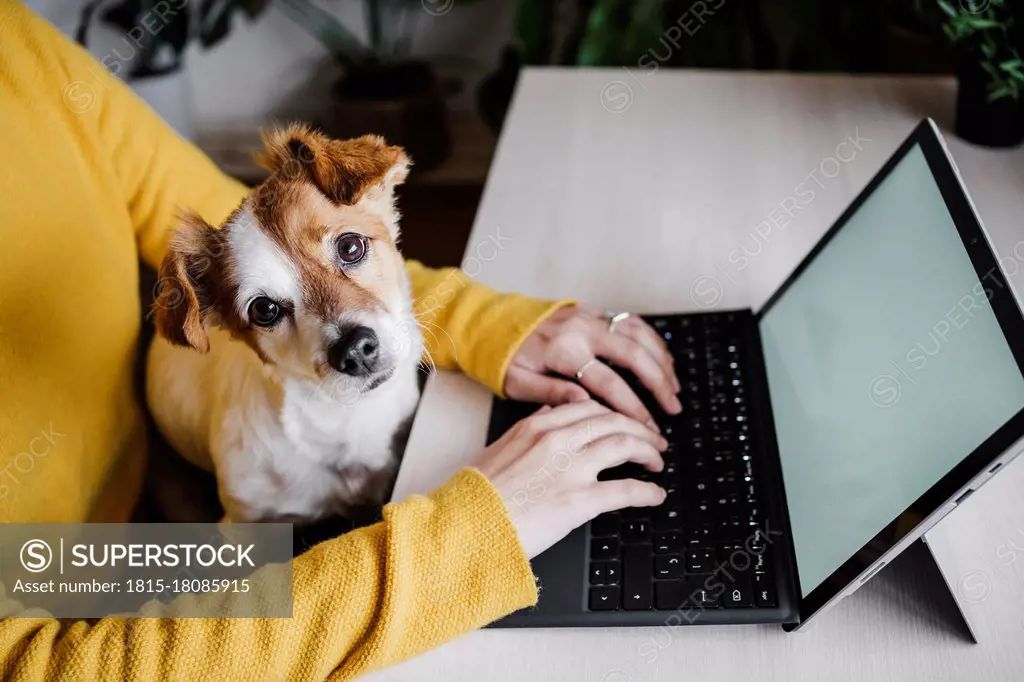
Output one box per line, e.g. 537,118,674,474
154,124,419,394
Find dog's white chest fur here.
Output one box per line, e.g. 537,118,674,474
147,327,421,522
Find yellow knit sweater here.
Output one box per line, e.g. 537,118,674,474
0,3,553,678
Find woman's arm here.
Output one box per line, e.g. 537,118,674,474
405,261,572,395
0,470,536,681
0,401,667,680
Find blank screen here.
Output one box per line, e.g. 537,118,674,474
759,144,1024,596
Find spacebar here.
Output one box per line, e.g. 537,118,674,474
622,544,652,610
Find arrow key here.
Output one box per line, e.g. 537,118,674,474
590,538,620,561
589,585,619,611
623,545,653,610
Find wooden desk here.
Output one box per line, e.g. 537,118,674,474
374,70,1024,682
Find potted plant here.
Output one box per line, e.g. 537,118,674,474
75,0,269,139
477,0,774,134
278,0,467,170
938,0,1024,147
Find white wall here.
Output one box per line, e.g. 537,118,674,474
26,0,516,129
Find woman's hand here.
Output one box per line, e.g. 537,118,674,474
476,401,667,559
505,306,682,429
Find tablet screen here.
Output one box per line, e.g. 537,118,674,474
759,143,1024,596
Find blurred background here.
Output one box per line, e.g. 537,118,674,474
28,0,1024,267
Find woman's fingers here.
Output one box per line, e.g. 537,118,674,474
617,316,679,392
583,432,664,475
557,410,667,452
504,366,590,406
523,399,611,432
572,359,657,428
590,479,667,517
596,333,681,416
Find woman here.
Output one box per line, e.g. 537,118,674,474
0,3,679,679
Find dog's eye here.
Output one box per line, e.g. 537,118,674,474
248,297,281,327
337,233,367,265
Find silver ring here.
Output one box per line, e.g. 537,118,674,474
575,358,599,381
605,310,631,334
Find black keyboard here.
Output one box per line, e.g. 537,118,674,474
588,312,779,613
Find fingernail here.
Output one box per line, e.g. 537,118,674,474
673,377,681,393
646,419,660,433
658,436,669,451
669,396,683,414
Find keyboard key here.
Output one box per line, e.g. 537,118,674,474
717,543,748,572
754,574,777,607
654,554,685,579
688,524,713,546
623,545,653,610
590,586,619,611
653,532,684,554
722,579,753,608
686,548,715,574
687,579,721,608
590,513,620,537
590,561,619,585
622,521,651,544
684,499,712,521
591,538,620,561
752,547,770,574
653,507,683,531
749,527,769,552
686,458,710,477
654,581,689,610
718,516,745,542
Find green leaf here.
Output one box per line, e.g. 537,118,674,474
576,0,634,66
937,0,959,19
987,85,1013,100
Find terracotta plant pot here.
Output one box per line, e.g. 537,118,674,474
955,60,1024,148
326,61,452,171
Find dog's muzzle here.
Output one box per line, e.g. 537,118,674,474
327,326,381,377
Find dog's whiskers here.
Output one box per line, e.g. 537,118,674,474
413,316,456,370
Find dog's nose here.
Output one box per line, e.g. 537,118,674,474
328,327,381,376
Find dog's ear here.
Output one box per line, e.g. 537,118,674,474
257,124,410,219
153,213,219,353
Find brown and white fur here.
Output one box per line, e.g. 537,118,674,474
146,125,423,523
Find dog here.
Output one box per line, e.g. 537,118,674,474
146,125,423,524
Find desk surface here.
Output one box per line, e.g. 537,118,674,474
374,70,1024,682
